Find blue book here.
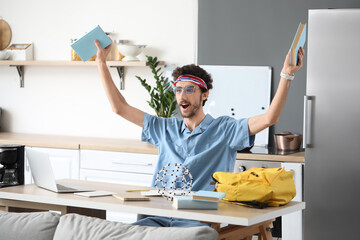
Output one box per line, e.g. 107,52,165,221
290,23,307,66
71,25,112,62
193,191,226,202
172,196,218,210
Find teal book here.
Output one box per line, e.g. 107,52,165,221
193,191,226,202
290,22,307,66
71,25,112,62
172,196,218,210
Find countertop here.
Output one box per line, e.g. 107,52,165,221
0,132,304,163
0,132,157,154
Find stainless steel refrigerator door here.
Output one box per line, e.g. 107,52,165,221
305,9,360,239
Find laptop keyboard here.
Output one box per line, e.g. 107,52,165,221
56,184,76,191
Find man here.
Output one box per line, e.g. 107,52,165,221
95,40,304,227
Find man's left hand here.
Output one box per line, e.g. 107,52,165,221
281,47,305,75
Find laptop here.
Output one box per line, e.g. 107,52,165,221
26,148,94,193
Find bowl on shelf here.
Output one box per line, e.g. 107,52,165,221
117,44,146,61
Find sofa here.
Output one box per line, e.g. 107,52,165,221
0,211,218,240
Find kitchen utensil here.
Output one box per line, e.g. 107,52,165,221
117,44,146,61
274,132,302,150
7,43,33,60
0,18,12,50
0,145,24,188
114,40,129,61
0,147,17,165
0,50,10,60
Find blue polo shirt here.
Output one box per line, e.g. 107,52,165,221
141,113,255,191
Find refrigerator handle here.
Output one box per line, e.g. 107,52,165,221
303,95,314,148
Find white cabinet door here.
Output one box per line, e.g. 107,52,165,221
80,149,157,186
79,169,153,186
79,149,158,223
25,147,80,184
79,169,144,223
281,162,303,240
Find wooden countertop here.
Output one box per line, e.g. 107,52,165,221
236,151,304,163
0,132,304,162
0,132,80,149
0,132,157,154
77,137,158,154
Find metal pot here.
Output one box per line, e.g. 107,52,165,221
274,132,302,151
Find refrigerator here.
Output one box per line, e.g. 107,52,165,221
304,9,360,239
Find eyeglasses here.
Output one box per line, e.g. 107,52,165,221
173,86,199,95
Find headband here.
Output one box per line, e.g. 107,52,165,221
174,75,208,90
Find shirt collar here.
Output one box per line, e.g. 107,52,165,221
180,114,214,134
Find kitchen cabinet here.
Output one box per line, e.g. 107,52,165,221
24,147,158,223
24,147,80,184
281,162,303,240
235,157,303,240
0,60,164,89
79,149,158,223
79,149,157,186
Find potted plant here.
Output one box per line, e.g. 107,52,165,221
136,56,177,118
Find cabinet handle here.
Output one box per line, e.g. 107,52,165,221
25,157,30,171
111,161,153,166
303,95,314,148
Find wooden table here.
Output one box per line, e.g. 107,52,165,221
0,179,305,240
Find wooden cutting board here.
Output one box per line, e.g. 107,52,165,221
0,19,12,50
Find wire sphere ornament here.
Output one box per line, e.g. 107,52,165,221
155,163,193,200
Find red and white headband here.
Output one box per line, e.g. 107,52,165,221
174,75,208,90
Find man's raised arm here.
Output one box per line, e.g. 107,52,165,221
248,47,305,136
95,40,145,127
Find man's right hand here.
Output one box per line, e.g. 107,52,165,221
94,39,145,127
94,40,112,63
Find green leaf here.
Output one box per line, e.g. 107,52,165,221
136,55,176,118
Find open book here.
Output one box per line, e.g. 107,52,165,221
290,23,307,66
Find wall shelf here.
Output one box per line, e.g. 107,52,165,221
0,60,164,89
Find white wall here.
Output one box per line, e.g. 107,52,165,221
0,0,197,139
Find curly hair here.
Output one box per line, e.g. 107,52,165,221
172,64,213,106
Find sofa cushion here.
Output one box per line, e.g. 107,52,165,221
0,211,60,240
53,213,218,240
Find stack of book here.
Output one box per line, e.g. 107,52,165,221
172,191,226,210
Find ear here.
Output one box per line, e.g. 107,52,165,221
202,91,209,101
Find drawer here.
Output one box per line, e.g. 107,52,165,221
80,150,157,174
80,169,153,187
234,159,281,172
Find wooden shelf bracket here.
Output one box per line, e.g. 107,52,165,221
1,60,166,89
10,65,24,88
